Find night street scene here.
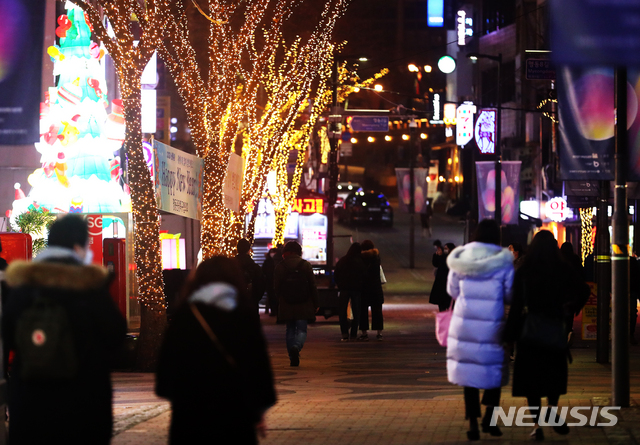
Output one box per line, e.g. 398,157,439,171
1,0,640,443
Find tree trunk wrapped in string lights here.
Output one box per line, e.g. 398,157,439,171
70,0,169,370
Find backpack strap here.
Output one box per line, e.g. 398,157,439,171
190,304,236,368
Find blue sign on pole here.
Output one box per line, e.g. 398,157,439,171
350,116,389,132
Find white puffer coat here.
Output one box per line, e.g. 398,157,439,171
445,242,514,389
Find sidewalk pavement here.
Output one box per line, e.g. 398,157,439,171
111,297,640,444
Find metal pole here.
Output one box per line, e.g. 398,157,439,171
409,118,416,269
326,58,339,274
596,179,610,364
495,54,502,236
612,67,630,407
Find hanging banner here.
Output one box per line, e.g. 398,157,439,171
476,161,521,225
223,153,244,213
0,0,46,144
474,108,497,154
395,168,428,213
558,67,640,180
153,140,203,220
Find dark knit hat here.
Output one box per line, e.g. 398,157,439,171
236,239,251,255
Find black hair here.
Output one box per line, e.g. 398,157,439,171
473,219,500,245
510,242,524,256
433,239,442,247
283,241,302,255
48,215,89,249
361,239,375,251
445,242,456,252
345,242,362,258
236,239,251,255
523,230,561,270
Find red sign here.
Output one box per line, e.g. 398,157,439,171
292,198,324,214
86,214,103,265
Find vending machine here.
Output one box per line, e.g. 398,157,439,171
103,238,127,319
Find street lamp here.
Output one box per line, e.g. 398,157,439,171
467,52,503,228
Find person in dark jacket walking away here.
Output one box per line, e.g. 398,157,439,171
430,242,455,311
156,256,276,444
446,219,514,441
504,230,589,441
2,214,126,445
274,241,318,366
236,238,265,311
262,246,282,317
358,239,384,341
334,243,366,341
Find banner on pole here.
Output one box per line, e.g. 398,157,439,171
0,0,46,145
476,161,521,225
153,140,203,220
223,153,244,213
395,168,428,213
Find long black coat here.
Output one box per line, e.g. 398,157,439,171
156,293,276,444
274,254,318,322
361,248,383,306
334,254,366,292
429,252,451,307
2,257,126,445
504,260,589,398
236,253,266,304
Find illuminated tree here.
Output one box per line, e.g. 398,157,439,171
69,0,170,370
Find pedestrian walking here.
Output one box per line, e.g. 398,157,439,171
2,214,126,445
504,230,589,441
156,256,276,444
274,241,318,366
430,242,455,312
445,219,514,440
262,247,282,317
508,242,525,270
358,239,384,341
236,238,265,310
334,242,366,341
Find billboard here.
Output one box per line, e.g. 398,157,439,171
476,161,521,225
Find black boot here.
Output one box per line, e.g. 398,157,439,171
481,406,503,436
467,417,480,441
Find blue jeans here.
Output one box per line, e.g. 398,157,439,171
286,320,308,352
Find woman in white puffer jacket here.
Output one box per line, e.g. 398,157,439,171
445,219,514,441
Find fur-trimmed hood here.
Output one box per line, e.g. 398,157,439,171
446,242,513,277
361,248,379,259
5,260,110,291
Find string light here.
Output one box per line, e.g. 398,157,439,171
538,98,558,123
580,207,594,266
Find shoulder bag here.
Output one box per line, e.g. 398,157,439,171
435,301,453,347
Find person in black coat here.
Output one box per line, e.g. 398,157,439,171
358,239,384,341
2,215,126,445
504,230,589,441
334,243,366,341
262,246,282,317
235,239,265,310
156,256,276,444
429,242,455,311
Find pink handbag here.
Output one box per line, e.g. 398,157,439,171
435,305,453,346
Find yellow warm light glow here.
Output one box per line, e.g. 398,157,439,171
367,136,375,142
439,176,445,182
351,137,358,144
454,175,460,182
354,87,360,92
448,158,452,165
385,135,392,141
424,65,432,73
374,84,383,92
402,134,409,140
426,177,431,182
420,133,427,139
408,64,419,72
455,156,459,163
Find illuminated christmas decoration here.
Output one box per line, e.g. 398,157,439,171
9,3,128,232
580,207,594,265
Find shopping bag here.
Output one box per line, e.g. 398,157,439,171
435,308,453,346
380,265,387,284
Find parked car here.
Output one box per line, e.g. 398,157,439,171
335,182,361,208
339,190,393,227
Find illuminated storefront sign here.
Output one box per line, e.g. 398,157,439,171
545,197,572,222
292,198,324,214
456,101,476,146
457,10,473,45
475,109,497,154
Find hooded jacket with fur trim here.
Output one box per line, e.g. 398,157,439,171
2,254,126,444
445,242,514,389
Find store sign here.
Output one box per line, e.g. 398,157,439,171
292,198,324,214
475,109,497,154
457,9,473,46
443,103,457,125
153,140,204,220
86,214,103,265
545,197,571,222
430,93,443,124
456,102,476,146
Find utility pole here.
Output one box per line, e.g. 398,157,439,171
612,67,630,406
326,58,340,275
409,117,416,269
596,180,610,364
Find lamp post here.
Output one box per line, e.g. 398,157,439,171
327,55,368,274
468,52,503,229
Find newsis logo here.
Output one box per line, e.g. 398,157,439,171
491,406,621,427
